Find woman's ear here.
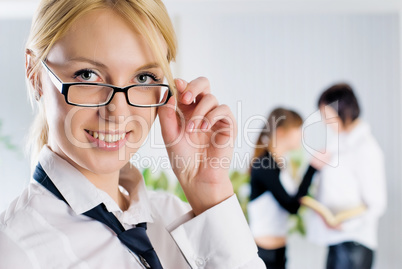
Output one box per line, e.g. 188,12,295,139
25,49,42,98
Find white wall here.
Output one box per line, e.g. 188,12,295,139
0,19,33,211
167,11,401,269
0,1,401,268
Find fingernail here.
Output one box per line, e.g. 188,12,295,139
175,78,183,87
187,121,195,132
201,120,209,131
175,78,186,91
183,91,192,103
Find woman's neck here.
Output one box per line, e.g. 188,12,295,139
81,170,129,211
47,144,129,211
342,118,360,133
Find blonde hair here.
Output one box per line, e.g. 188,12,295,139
26,0,177,168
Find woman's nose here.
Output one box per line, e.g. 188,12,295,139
99,92,130,124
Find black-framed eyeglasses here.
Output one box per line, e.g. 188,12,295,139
41,60,172,107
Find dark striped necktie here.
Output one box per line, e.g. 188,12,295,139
33,163,163,269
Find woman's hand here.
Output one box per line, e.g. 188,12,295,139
158,77,237,215
323,217,343,231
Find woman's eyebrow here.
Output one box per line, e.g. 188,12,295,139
65,57,160,72
137,63,160,71
66,57,107,68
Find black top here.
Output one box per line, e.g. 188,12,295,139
249,151,317,214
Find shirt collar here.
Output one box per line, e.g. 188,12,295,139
37,145,153,225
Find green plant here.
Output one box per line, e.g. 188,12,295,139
289,209,307,236
141,163,307,236
142,167,187,202
142,167,253,207
229,170,251,218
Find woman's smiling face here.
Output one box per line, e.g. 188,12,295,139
41,8,165,175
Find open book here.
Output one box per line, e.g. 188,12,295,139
300,196,366,227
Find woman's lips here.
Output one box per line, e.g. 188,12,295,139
84,129,129,151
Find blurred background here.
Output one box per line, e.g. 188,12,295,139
0,0,401,268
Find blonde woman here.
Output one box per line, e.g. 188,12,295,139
0,1,264,268
247,108,318,269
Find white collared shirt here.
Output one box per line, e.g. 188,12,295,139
305,121,387,249
0,146,264,269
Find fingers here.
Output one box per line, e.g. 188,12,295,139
189,103,236,137
186,93,219,132
174,77,236,134
157,92,181,143
158,76,213,144
175,77,211,105
200,104,237,134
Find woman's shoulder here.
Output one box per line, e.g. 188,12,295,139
1,183,39,224
1,182,70,229
0,229,34,269
349,122,383,154
0,183,57,260
353,131,384,161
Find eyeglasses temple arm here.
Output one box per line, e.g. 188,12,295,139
41,60,63,92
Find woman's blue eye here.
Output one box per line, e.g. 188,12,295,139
73,69,99,82
137,74,149,83
80,71,93,80
136,73,160,84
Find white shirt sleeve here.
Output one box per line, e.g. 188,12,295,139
167,195,265,269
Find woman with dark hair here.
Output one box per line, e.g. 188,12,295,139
247,108,318,269
317,83,361,130
306,83,387,269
